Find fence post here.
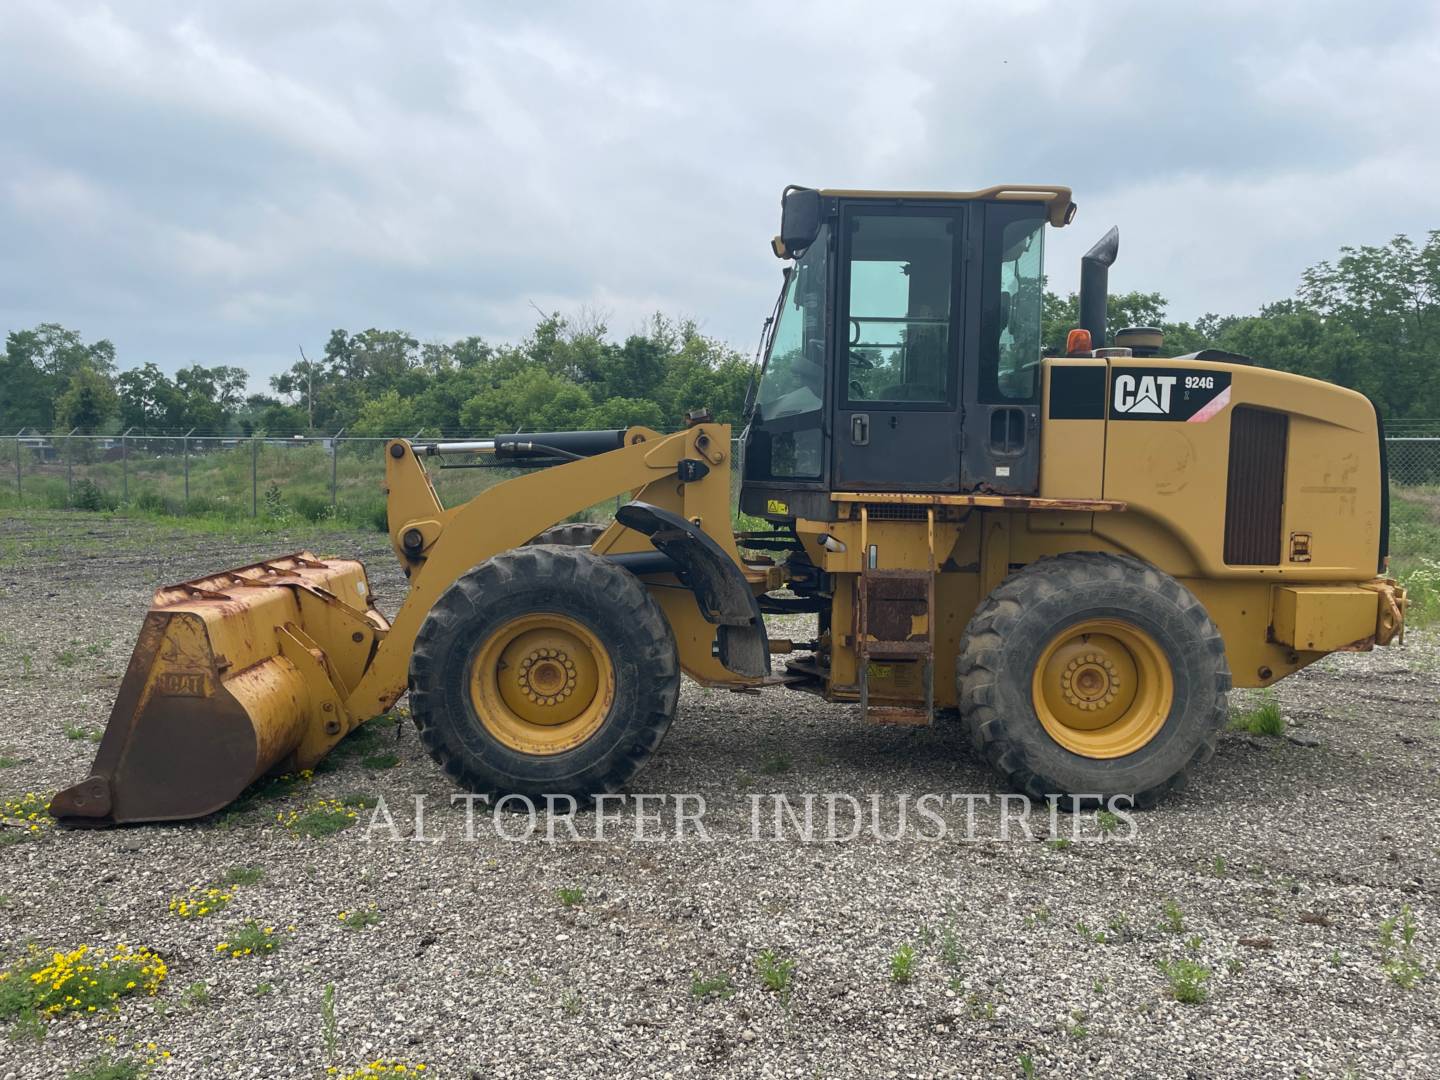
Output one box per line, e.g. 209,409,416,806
65,427,78,504
183,428,195,510
12,430,20,499
120,426,135,504
331,427,345,510
251,434,259,518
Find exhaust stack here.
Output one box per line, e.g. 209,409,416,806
1079,226,1120,349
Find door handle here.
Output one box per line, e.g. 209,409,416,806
851,414,870,446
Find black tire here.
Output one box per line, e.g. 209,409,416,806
409,545,679,801
526,522,606,547
956,552,1229,808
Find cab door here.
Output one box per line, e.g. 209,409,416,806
832,204,964,491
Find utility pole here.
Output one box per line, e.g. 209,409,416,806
298,345,314,432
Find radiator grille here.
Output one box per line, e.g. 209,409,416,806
1224,406,1288,565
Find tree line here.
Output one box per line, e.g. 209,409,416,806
2,230,1437,436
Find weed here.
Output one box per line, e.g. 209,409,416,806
1378,906,1425,988
1226,958,1244,975
690,972,735,999
62,1055,143,1080
967,990,996,1020
333,1061,428,1079
1158,957,1211,1004
1185,934,1203,951
360,752,399,771
181,981,211,1007
1212,855,1227,876
214,921,281,959
1068,1008,1089,1039
556,886,585,907
939,926,965,970
1,792,52,835
1095,809,1119,835
221,865,264,887
56,649,79,668
168,884,236,919
337,907,382,930
278,798,359,837
760,752,792,775
756,949,796,995
1024,906,1051,929
561,990,582,1017
1229,691,1284,736
1160,899,1185,934
253,983,274,997
889,944,917,984
1075,922,1108,944
1046,838,1073,852
1328,949,1344,968
0,755,19,768
0,944,167,1021
321,983,338,1064
1019,1052,1036,1078
341,792,378,809
63,724,100,742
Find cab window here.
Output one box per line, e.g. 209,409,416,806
979,206,1045,403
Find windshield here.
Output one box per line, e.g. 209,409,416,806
747,226,828,480
757,227,829,421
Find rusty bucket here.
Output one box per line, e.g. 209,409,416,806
50,553,388,826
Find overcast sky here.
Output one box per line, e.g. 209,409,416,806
3,0,1438,388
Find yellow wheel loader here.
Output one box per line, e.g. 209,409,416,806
51,184,1406,825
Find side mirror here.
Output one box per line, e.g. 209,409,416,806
776,186,822,258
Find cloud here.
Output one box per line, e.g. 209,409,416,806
1,0,1438,387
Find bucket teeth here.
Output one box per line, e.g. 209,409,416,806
50,552,386,826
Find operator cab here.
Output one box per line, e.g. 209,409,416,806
740,184,1075,521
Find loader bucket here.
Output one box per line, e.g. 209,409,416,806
50,553,388,826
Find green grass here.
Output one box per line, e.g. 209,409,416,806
556,886,584,907
63,1056,144,1080
1158,957,1211,1004
215,921,281,959
888,944,917,984
360,752,399,770
181,980,211,1007
690,972,735,999
338,906,382,930
1379,905,1425,988
755,949,796,996
1229,692,1284,737
221,865,265,887
1391,487,1440,626
1160,899,1186,934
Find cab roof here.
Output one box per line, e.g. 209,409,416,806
816,184,1075,228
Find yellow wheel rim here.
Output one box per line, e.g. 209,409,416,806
468,613,614,755
1031,618,1173,759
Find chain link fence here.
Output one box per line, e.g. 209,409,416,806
1,429,1437,529
0,433,550,530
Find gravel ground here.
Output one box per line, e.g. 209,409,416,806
1,509,1437,1080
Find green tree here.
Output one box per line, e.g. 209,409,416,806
55,367,118,433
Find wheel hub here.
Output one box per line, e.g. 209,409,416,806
469,614,613,753
1031,619,1173,758
518,649,577,706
